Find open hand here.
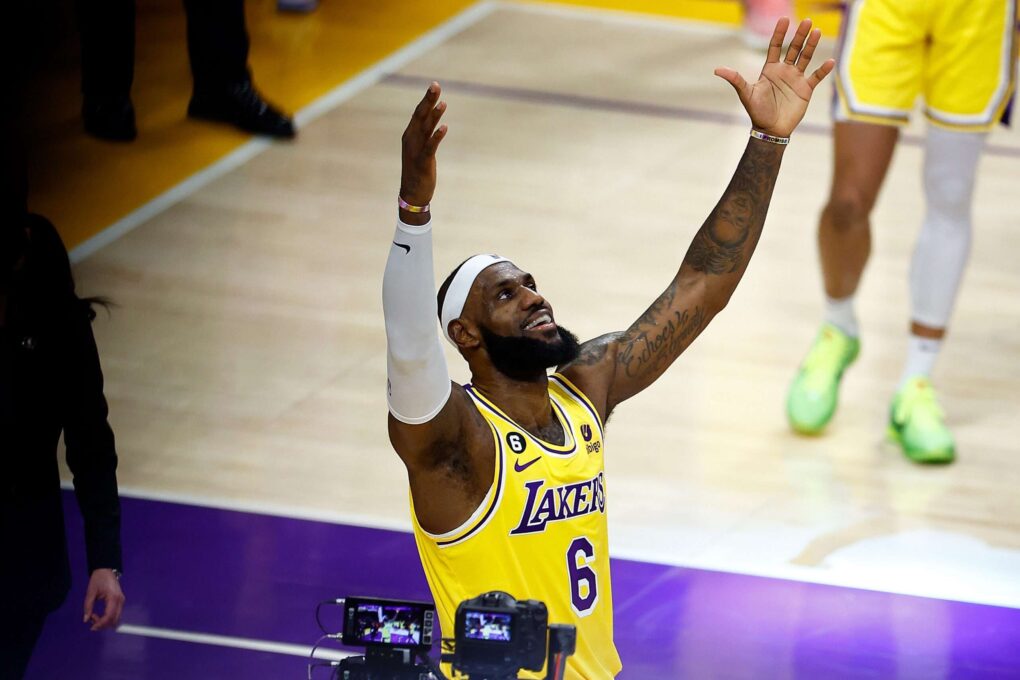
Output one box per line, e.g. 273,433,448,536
83,568,125,631
714,18,835,138
400,82,448,208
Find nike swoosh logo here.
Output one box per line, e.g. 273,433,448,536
514,457,541,473
393,242,411,254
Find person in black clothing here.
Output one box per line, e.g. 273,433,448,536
0,210,126,680
79,0,294,141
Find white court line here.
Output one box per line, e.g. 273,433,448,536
68,0,498,264
117,624,353,662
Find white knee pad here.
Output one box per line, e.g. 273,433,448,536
909,126,986,329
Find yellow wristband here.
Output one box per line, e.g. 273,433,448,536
398,196,430,213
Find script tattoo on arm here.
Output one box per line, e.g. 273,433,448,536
608,139,784,406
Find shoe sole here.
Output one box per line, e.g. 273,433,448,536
788,410,830,436
886,425,955,464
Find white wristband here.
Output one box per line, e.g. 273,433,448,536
750,128,790,145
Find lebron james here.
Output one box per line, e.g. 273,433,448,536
382,19,834,679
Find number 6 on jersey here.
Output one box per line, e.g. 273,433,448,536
567,537,599,616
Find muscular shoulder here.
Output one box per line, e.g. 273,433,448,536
557,332,625,422
391,385,498,534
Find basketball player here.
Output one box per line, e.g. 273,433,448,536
383,19,833,678
785,0,1017,463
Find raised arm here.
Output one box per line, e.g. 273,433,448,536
382,84,488,471
561,18,835,417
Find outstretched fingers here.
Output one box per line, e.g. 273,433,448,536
784,18,813,65
413,82,441,121
424,99,447,137
426,124,448,156
766,17,791,64
807,58,836,90
796,28,822,73
405,82,448,152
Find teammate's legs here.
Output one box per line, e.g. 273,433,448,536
786,0,922,435
786,121,898,434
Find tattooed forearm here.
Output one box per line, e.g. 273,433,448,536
686,139,783,277
618,295,707,379
604,139,784,400
565,140,785,410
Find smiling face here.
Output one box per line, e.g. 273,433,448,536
451,261,580,379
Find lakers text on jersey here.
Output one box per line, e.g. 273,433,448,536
410,374,622,680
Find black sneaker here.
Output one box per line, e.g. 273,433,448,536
82,95,137,142
187,82,296,138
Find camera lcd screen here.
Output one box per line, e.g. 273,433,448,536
350,603,425,646
463,611,513,642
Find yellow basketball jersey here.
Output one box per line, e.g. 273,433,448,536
410,373,621,680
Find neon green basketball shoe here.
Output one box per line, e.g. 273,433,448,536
786,323,861,434
888,377,956,464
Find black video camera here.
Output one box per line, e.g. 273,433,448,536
446,592,576,680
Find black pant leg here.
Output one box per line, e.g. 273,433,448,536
0,611,47,680
182,0,251,93
77,0,136,98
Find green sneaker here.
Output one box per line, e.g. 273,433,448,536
888,377,956,464
786,323,861,434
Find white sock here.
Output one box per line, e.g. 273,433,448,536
824,295,859,337
900,335,942,388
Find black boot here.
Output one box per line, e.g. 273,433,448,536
82,95,137,142
188,81,295,138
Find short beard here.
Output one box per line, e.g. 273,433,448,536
479,324,581,381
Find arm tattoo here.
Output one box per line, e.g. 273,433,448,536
618,290,707,378
615,140,782,385
563,333,624,369
687,140,783,275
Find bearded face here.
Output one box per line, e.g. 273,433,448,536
479,324,580,380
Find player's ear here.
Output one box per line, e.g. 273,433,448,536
450,319,481,350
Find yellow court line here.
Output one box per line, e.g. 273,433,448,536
30,0,841,250
28,0,477,250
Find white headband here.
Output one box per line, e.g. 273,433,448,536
440,254,511,345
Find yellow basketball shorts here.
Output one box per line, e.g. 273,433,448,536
834,0,1018,130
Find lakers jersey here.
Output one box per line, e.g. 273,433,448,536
411,374,621,680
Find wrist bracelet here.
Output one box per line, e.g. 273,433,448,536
398,195,430,213
750,129,790,145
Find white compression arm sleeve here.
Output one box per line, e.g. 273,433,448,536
382,218,452,424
